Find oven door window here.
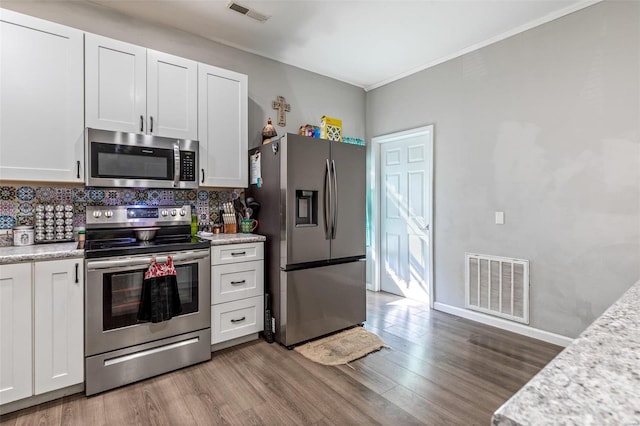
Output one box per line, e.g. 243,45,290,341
91,142,174,180
103,263,199,331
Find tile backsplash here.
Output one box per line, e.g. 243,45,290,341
0,184,241,231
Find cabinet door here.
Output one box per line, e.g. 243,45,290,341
147,50,198,140
198,64,248,188
34,259,84,395
0,263,32,405
85,33,147,134
0,9,84,182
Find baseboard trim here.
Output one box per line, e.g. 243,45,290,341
433,302,574,347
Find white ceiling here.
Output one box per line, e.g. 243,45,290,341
85,0,599,90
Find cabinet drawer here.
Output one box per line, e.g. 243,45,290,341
212,243,263,265
211,296,264,344
212,260,263,305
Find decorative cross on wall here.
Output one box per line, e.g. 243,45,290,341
272,96,290,127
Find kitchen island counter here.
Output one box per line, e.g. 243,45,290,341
492,278,640,425
0,242,83,264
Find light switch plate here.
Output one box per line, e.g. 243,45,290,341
495,211,505,225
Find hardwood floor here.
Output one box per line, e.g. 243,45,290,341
1,291,562,425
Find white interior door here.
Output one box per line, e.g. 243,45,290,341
378,126,433,303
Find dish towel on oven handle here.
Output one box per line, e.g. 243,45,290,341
137,256,183,323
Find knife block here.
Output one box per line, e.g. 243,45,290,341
224,223,237,234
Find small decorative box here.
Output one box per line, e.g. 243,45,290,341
320,116,342,142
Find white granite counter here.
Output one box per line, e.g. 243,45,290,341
198,233,266,245
0,242,83,264
0,234,265,264
493,279,640,425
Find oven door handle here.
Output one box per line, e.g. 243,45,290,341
86,251,209,271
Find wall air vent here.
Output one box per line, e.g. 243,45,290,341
227,1,270,22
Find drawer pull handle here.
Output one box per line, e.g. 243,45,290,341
231,252,246,256
230,317,246,324
230,280,246,285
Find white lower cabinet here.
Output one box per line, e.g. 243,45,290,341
34,259,84,395
0,258,83,406
211,243,264,346
0,263,32,405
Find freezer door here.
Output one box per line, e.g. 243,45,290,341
279,260,366,347
285,134,331,265
330,141,366,259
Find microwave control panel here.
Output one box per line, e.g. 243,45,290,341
180,151,196,181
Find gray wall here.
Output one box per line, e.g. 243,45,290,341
367,1,640,338
1,1,366,149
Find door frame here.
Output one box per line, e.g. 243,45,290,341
369,125,434,308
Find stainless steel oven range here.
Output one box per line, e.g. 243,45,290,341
84,205,211,396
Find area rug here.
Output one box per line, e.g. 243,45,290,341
294,327,389,366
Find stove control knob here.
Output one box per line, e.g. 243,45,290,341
171,209,177,216
105,210,113,218
179,209,186,216
92,211,102,218
161,210,168,217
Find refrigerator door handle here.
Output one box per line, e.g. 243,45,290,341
324,159,331,239
331,159,338,239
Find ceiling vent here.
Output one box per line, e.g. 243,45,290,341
227,1,270,22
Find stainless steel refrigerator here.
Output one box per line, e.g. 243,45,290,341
247,133,366,347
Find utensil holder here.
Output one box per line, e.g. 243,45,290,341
224,223,237,234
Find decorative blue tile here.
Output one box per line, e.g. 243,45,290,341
18,203,33,214
16,186,36,201
0,215,16,229
122,190,135,204
73,188,88,203
89,189,105,202
197,190,209,201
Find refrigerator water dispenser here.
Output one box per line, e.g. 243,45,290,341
295,190,317,227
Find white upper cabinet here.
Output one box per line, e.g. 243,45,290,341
0,9,84,182
85,34,146,134
198,64,248,188
147,50,198,140
85,34,198,140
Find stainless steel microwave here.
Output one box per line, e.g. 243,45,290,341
85,128,199,189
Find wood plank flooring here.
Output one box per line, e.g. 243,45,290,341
1,291,562,425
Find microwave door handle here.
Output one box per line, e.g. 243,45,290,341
173,143,180,188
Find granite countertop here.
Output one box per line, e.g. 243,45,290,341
0,242,83,264
198,233,266,245
0,234,266,264
493,279,640,425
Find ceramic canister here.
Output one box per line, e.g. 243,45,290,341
13,226,35,246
